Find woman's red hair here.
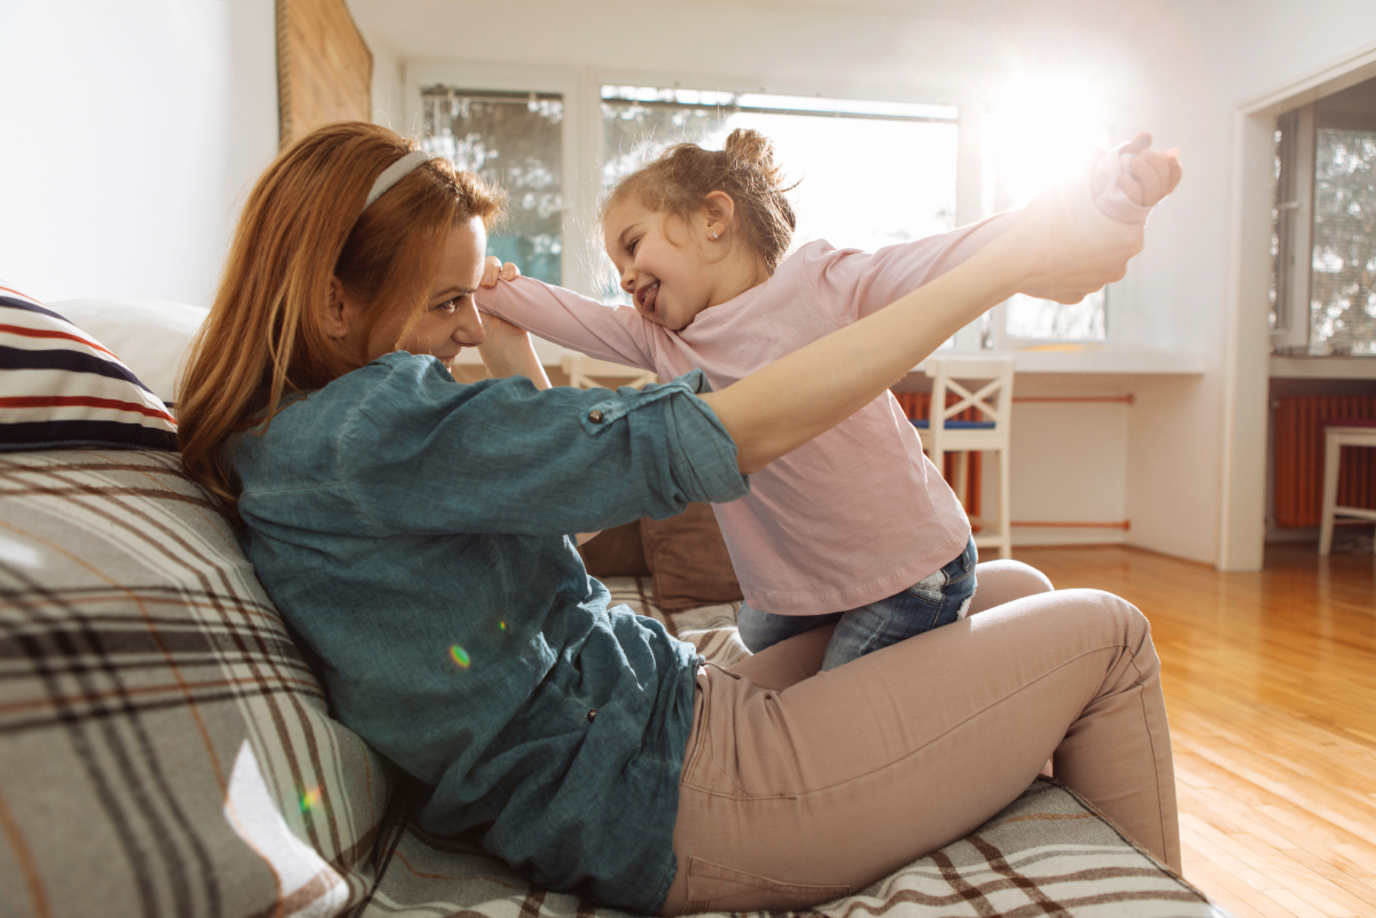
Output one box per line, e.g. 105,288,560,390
177,121,502,522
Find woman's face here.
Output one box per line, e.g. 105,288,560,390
365,217,488,370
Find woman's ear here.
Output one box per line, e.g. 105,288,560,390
323,277,352,340
701,190,737,241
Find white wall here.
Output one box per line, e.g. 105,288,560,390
1107,2,1376,566
0,0,279,307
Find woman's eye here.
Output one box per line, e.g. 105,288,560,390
435,298,460,313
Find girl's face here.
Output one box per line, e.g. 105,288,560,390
358,217,488,371
602,198,721,331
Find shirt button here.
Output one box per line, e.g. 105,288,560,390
588,409,603,423
587,709,598,722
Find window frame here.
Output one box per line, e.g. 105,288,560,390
1271,103,1318,353
1271,97,1376,357
404,63,1126,356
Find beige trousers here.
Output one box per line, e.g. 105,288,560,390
660,561,1179,915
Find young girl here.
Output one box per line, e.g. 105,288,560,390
478,129,1180,669
176,121,1180,915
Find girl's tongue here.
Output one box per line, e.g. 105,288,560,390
638,281,659,317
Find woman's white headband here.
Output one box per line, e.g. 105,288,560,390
363,150,439,210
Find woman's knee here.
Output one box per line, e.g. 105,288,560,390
1055,588,1154,656
968,560,1054,615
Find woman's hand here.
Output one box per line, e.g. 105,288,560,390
1011,170,1149,304
1011,132,1181,304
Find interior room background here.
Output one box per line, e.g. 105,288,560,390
3,0,1375,572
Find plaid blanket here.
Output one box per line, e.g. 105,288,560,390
0,450,1232,918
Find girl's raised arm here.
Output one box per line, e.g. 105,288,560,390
702,171,1149,474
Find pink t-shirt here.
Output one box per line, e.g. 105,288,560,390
477,147,1154,615
478,214,1020,616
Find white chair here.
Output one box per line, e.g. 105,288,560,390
919,357,1015,559
560,354,658,390
1318,421,1376,555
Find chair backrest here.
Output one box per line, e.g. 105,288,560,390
922,356,1015,453
560,354,658,390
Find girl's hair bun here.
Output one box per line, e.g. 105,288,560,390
723,129,785,185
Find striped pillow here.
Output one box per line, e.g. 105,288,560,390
0,286,178,451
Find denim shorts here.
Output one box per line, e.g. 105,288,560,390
736,535,978,671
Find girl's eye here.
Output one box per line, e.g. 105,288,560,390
626,238,639,256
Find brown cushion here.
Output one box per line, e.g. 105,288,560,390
577,519,651,577
640,503,743,611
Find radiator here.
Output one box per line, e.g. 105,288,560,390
1273,395,1376,528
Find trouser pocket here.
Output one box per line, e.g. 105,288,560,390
684,855,850,913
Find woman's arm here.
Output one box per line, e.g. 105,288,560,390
476,315,552,389
839,136,1181,320
478,262,612,542
703,172,1152,474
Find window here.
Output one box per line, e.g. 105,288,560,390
598,86,958,304
1271,77,1376,357
421,86,565,285
410,68,1126,353
982,80,1112,345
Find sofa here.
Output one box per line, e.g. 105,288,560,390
0,287,1233,917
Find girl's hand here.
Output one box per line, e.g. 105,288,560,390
1116,132,1182,208
1013,170,1147,304
474,257,552,388
477,256,532,344
480,255,521,288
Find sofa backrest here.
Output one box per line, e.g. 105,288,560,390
0,449,396,917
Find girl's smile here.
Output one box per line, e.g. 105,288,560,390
603,199,712,330
634,279,659,316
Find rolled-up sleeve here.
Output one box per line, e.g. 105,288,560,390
334,354,748,537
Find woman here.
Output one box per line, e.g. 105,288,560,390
178,121,1180,915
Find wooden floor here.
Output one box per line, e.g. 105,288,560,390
1016,543,1376,918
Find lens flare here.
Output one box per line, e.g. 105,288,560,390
449,644,472,669
299,786,323,813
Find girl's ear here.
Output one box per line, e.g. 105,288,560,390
701,190,737,241
323,277,352,340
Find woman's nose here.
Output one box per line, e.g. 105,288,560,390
455,304,486,346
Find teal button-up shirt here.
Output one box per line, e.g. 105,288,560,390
233,352,749,912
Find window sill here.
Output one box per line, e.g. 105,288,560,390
1269,355,1376,380
918,346,1209,375
455,343,1209,376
